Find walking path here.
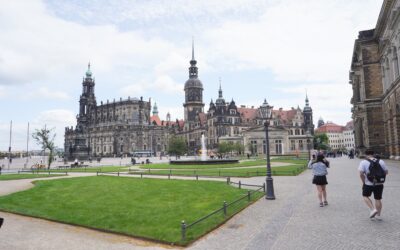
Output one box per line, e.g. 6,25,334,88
0,157,399,249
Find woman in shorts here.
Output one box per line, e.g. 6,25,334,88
311,154,329,207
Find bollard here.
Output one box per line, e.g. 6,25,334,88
256,171,258,176
168,174,170,180
227,177,230,185
169,169,172,175
196,175,198,181
248,191,251,202
96,171,98,176
148,168,150,173
181,221,186,241
48,171,50,175
239,181,241,189
223,201,227,216
118,172,120,176
141,173,143,178
263,183,266,193
66,171,68,176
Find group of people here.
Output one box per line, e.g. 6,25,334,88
308,149,388,220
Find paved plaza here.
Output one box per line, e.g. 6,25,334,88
0,157,399,250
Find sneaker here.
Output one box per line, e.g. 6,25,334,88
319,202,324,207
324,201,328,206
369,209,378,218
375,215,382,221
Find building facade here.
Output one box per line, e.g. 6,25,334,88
64,65,171,160
350,0,400,158
66,45,315,159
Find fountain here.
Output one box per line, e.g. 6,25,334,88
201,134,207,161
169,133,239,165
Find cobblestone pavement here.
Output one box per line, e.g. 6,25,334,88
0,157,399,249
189,157,400,250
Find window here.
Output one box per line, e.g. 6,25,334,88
299,140,304,150
291,140,296,151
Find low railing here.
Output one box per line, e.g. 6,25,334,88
181,183,265,241
1,170,68,176
129,165,307,178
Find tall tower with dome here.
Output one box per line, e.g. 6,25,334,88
183,41,204,131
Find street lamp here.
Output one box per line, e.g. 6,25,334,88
306,130,312,161
259,99,275,200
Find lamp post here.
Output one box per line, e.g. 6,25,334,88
260,99,275,200
306,130,312,161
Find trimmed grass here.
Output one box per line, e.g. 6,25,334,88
36,166,128,173
141,158,307,170
0,173,66,181
0,176,263,245
137,164,307,177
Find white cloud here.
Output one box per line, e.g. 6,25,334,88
153,75,184,94
24,87,70,100
0,86,5,97
0,0,178,87
157,106,184,121
120,75,183,96
203,0,381,83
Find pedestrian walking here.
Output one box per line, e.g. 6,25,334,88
358,149,388,220
310,154,329,207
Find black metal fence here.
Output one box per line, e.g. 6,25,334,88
126,165,306,178
181,182,265,241
0,170,68,176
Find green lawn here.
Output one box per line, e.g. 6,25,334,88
0,173,66,181
0,176,263,245
36,166,129,173
141,158,307,170
137,164,306,177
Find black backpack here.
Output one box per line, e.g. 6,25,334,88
366,159,386,184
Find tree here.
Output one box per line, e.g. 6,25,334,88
233,142,244,156
313,133,329,150
167,136,187,159
217,142,232,156
32,127,56,169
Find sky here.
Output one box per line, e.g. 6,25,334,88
0,0,383,151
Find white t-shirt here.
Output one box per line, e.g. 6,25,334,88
358,158,388,186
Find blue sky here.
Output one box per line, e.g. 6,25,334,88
0,0,383,150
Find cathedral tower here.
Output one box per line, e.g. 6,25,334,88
77,63,97,130
303,94,314,134
183,40,204,130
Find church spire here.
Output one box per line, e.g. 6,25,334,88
85,62,92,78
218,77,223,98
192,37,195,61
305,91,309,107
152,102,159,115
189,39,198,79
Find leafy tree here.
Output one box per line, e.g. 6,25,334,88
313,133,329,150
234,142,244,155
32,127,56,169
167,136,187,159
217,142,232,156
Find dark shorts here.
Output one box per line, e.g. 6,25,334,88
312,175,328,185
362,184,384,200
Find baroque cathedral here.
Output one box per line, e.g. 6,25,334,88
65,45,314,160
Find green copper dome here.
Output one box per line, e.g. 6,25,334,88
86,63,92,78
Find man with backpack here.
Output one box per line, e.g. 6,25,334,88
358,149,388,220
